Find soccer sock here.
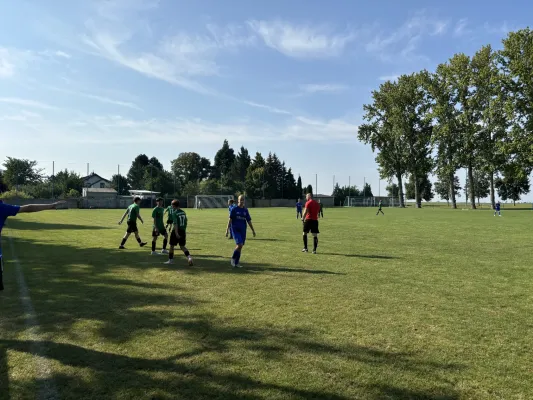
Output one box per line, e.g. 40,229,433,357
163,238,168,250
313,237,318,251
136,237,142,244
235,250,241,264
169,252,174,260
120,238,127,246
303,235,308,249
183,249,190,257
232,249,239,261
152,241,156,252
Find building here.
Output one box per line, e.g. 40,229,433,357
315,194,335,207
81,188,118,209
82,173,112,189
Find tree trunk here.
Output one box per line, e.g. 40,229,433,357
413,171,421,208
397,174,405,208
468,163,476,209
489,172,496,209
449,171,457,209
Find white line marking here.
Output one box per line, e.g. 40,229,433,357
7,227,59,399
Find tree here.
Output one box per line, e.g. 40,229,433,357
362,183,373,197
244,152,266,198
0,170,8,193
332,184,361,206
127,154,149,189
232,146,251,183
465,171,491,205
297,175,303,197
181,181,200,196
171,153,211,186
386,183,399,198
434,175,461,205
495,166,531,205
111,174,130,195
51,170,83,197
213,140,236,180
305,185,313,195
284,168,298,199
405,174,434,202
2,157,43,188
199,179,221,195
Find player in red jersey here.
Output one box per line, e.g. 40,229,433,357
301,193,320,254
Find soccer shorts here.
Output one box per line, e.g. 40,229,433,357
126,221,138,233
233,230,246,245
303,219,319,234
152,226,167,237
170,229,186,247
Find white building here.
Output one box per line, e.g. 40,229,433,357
82,173,112,189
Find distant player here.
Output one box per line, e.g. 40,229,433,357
118,197,147,249
296,199,303,219
227,198,236,239
302,193,320,254
226,195,256,268
319,199,324,218
164,202,174,233
151,197,169,255
376,200,384,215
0,200,66,291
164,200,193,266
494,201,501,217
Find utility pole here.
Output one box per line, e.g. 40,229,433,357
117,164,120,195
315,174,318,196
52,161,55,199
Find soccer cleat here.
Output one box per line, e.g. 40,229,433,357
235,264,243,268
160,249,169,254
312,250,317,254
164,259,174,265
187,256,194,266
231,259,236,268
302,248,308,253
140,242,147,247
150,251,158,255
119,245,125,249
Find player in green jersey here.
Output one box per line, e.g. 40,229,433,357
376,200,384,215
151,197,169,255
118,197,147,249
164,199,193,266
164,203,174,233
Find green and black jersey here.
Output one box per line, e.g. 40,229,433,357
165,205,174,224
152,206,165,232
172,209,188,232
127,203,140,222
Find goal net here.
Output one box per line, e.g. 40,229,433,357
343,196,376,207
194,194,234,209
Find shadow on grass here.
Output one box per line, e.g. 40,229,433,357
1,231,462,399
7,220,111,230
321,252,399,260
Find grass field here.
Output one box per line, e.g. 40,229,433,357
1,206,532,400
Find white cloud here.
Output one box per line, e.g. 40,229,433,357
299,83,348,94
378,75,400,82
484,21,515,36
0,47,34,78
45,86,142,110
453,18,470,37
0,97,58,110
247,19,355,58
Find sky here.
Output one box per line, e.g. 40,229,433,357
1,0,532,201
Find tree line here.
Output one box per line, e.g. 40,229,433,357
0,141,313,200
358,28,533,208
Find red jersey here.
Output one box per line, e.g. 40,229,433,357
304,199,320,221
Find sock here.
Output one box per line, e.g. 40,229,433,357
183,249,190,257
232,249,239,260
120,238,126,246
169,252,174,260
163,238,168,250
152,242,156,252
303,235,308,249
136,237,142,244
313,237,318,251
235,250,241,264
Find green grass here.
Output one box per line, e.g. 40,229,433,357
1,207,532,399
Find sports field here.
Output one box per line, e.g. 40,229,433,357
1,207,532,400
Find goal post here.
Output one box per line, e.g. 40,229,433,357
194,194,234,209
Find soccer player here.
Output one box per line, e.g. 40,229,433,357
296,199,303,219
227,198,236,239
301,193,320,254
225,195,256,268
376,200,384,215
494,201,501,217
0,200,65,290
319,199,324,218
164,200,193,266
164,202,174,233
151,197,169,255
118,197,147,249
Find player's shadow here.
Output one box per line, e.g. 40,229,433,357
6,220,110,230
321,252,399,260
251,238,281,242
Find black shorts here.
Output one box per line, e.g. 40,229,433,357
152,228,167,237
170,229,186,247
303,219,319,234
127,221,138,233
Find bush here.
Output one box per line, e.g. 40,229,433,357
66,189,80,198
0,190,33,200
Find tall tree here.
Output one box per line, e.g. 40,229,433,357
2,157,43,188
425,66,462,209
495,166,531,205
405,174,434,202
385,183,399,198
434,174,461,206
284,168,298,199
362,183,373,197
244,152,266,198
465,171,491,206
127,154,149,189
297,175,303,197
111,174,130,195
232,146,251,183
171,153,211,185
51,170,83,196
0,170,7,193
305,184,313,195
213,140,236,180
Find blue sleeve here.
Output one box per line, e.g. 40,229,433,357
229,207,236,219
0,203,20,217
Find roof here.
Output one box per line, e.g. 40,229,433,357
82,172,111,183
84,188,117,193
129,190,160,194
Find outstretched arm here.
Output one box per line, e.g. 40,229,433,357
19,201,65,214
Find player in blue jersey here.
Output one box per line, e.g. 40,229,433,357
494,201,501,217
225,195,256,268
227,198,236,239
296,199,303,219
0,200,65,290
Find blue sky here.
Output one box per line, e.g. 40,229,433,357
0,0,531,201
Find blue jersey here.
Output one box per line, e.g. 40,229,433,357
230,206,251,232
228,204,236,215
0,202,20,257
296,202,302,210
495,203,501,211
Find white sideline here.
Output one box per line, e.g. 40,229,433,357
7,228,59,399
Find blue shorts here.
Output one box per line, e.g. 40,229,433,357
233,230,246,245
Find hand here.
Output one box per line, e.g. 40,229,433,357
225,230,229,237
252,231,256,238
118,221,122,225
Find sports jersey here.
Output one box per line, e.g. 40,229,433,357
495,203,501,211
378,201,382,209
0,202,20,257
127,203,140,222
304,200,320,221
228,204,236,215
152,206,165,231
230,206,251,232
166,206,174,223
296,202,302,210
172,209,188,231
